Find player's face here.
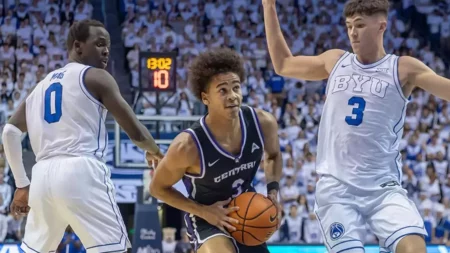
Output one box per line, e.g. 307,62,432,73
203,72,243,119
345,14,386,55
78,26,110,69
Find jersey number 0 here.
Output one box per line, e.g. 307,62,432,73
44,82,63,124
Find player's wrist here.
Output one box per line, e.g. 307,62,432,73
146,148,162,156
267,181,279,194
17,185,30,190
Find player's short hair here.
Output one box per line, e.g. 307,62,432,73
67,19,105,51
344,0,390,18
188,48,246,101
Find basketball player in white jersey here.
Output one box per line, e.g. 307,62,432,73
264,0,450,252
1,19,163,253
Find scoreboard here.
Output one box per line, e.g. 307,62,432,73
139,52,177,92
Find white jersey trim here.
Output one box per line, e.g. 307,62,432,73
392,56,409,102
78,66,106,109
248,106,265,152
183,129,206,179
93,105,107,158
352,54,392,69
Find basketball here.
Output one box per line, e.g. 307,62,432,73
227,192,279,246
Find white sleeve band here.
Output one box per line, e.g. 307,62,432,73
2,124,30,188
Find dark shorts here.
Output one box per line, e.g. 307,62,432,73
184,213,270,253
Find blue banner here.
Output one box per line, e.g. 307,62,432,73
132,204,163,253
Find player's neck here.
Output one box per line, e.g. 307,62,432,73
356,48,387,65
205,113,241,138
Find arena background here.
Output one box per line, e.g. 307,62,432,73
1,0,450,252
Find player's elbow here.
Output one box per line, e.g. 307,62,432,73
149,180,160,198
272,59,289,76
149,179,167,199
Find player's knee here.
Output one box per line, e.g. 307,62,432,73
197,236,236,253
394,235,426,253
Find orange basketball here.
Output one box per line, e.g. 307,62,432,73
227,192,279,246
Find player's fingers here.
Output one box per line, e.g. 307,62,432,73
20,206,30,214
221,221,236,232
225,206,239,214
225,216,239,225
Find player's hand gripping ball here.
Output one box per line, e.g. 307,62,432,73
227,192,279,246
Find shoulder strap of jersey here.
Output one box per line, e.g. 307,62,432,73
241,105,265,150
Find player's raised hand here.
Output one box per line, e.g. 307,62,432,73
201,198,240,233
145,150,164,169
10,186,30,216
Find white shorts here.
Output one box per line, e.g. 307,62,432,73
314,175,427,253
21,156,131,253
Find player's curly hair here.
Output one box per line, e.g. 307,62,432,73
67,19,105,50
188,48,246,101
344,0,390,18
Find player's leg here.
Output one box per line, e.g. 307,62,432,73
315,176,366,253
51,157,130,253
21,162,68,253
366,187,427,253
197,236,236,253
184,213,237,253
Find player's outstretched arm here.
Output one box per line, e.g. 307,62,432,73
84,68,161,156
400,56,450,100
255,109,282,190
150,132,239,232
255,108,283,224
263,0,344,81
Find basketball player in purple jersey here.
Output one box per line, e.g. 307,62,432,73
150,48,283,253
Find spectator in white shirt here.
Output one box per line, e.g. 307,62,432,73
434,152,449,182
5,213,24,241
421,163,442,203
0,213,7,241
285,204,303,243
303,212,323,243
441,175,450,201
0,17,16,40
281,175,300,211
176,92,194,116
0,174,11,214
0,44,15,63
426,134,446,158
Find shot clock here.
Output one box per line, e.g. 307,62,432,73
139,52,177,92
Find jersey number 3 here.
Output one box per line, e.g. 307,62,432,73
345,96,366,126
44,82,63,124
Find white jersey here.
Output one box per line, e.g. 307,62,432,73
316,52,409,190
26,62,108,162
